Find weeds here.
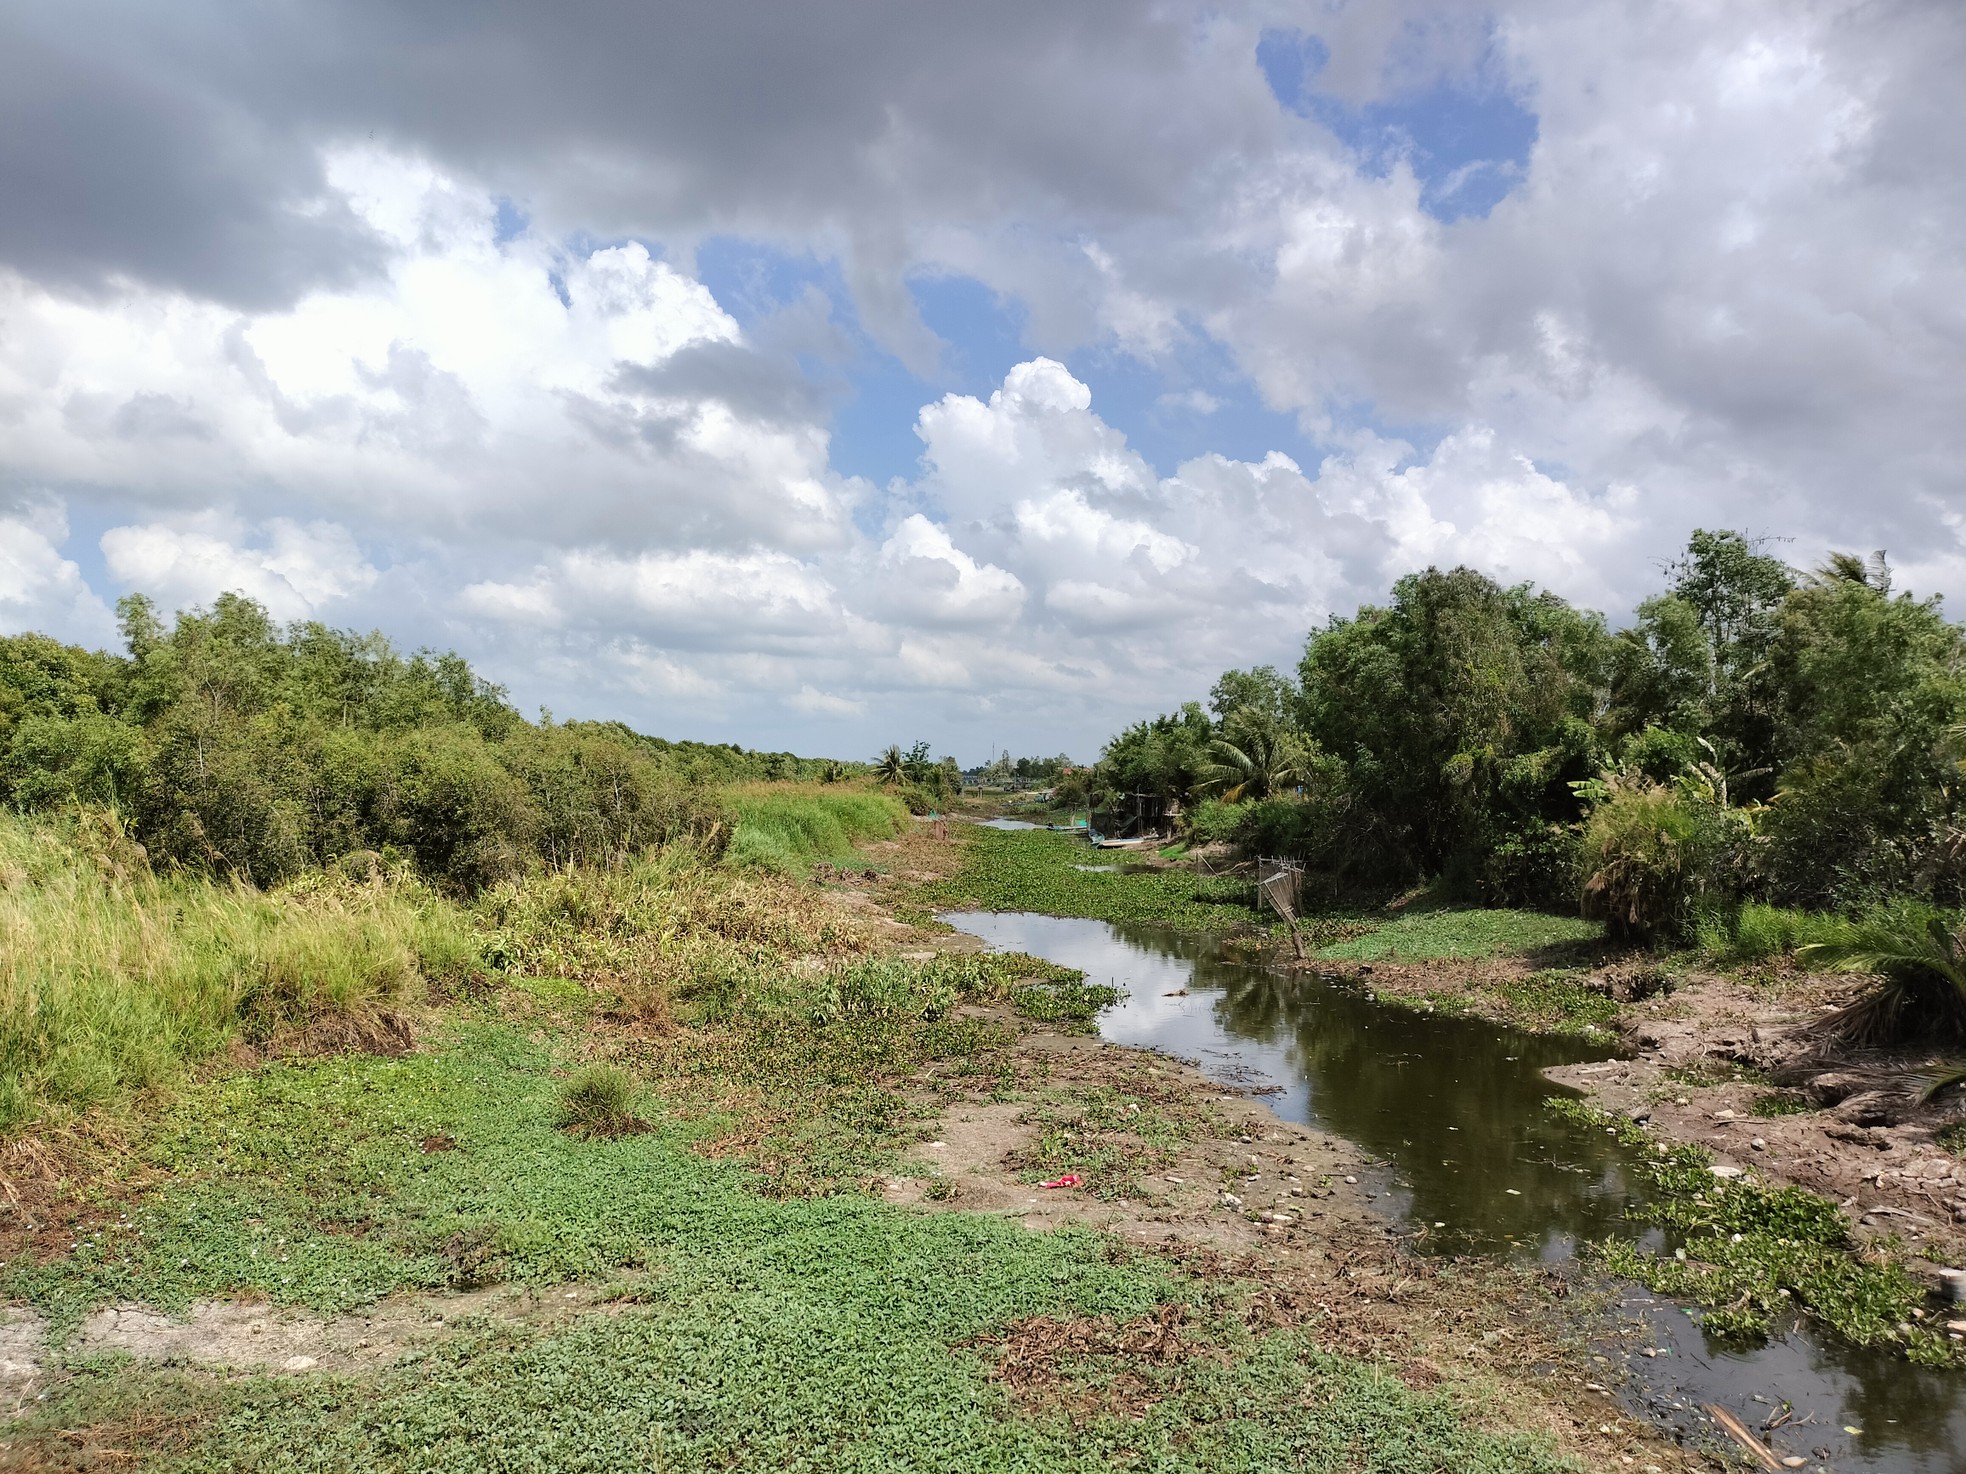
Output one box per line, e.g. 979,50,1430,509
0,815,475,1134
1317,907,1602,962
723,783,910,873
1695,902,1854,965
1011,1072,1224,1200
1548,1100,1962,1366
1494,971,1621,1035
909,828,1270,931
554,1064,646,1137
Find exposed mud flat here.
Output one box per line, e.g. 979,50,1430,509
0,1280,647,1412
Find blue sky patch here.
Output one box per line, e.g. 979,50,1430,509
1258,27,1537,222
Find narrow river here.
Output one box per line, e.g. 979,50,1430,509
944,909,1966,1474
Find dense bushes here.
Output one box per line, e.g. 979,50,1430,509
1096,531,1966,929
0,594,844,891
1576,780,1722,941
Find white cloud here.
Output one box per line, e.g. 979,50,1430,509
869,515,1025,628
99,517,378,624
3,1,1964,760
0,500,118,647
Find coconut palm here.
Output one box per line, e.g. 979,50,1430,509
1198,712,1306,804
875,745,907,786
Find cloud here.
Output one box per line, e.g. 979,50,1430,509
0,0,1962,762
0,501,118,647
99,517,378,623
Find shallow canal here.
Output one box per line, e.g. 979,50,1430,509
944,909,1966,1474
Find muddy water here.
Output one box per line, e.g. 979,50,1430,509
944,909,1966,1474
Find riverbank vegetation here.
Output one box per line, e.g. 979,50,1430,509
1551,1102,1965,1367
0,596,1594,1465
1080,530,1966,1049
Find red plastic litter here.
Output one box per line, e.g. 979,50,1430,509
1040,1173,1082,1189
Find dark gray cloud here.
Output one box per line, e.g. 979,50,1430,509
0,0,1278,323
0,7,388,307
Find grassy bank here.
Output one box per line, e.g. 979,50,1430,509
724,783,911,872
0,802,899,1137
3,866,1574,1472
0,815,477,1135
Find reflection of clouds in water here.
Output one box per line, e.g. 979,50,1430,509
945,909,1966,1471
945,909,1306,1110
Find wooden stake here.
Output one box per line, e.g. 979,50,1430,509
1704,1404,1783,1471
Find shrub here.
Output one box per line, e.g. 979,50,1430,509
1796,903,1966,1046
1577,778,1723,942
1185,798,1247,846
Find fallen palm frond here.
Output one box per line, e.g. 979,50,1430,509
1796,905,1966,1048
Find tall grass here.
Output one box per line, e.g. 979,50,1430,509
1695,901,1856,965
0,814,476,1134
722,784,909,872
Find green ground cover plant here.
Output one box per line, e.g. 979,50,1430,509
908,827,1269,930
1548,1101,1961,1366
1316,908,1602,962
5,996,1570,1473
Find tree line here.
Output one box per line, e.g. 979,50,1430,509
0,593,854,890
1075,531,1966,934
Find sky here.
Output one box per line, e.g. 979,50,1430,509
2,1,1963,764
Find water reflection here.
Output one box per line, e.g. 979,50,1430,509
948,910,1640,1256
943,909,1966,1474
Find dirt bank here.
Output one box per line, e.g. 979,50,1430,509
1303,945,1966,1270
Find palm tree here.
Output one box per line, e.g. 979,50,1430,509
1198,713,1305,803
1798,906,1966,1047
875,745,906,786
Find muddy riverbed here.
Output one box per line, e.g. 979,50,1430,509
945,910,1966,1474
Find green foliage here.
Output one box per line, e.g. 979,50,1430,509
724,784,909,872
1093,529,1966,1032
1296,566,1612,890
911,828,1268,931
0,594,851,891
1009,979,1123,1026
1196,709,1311,803
1549,1101,1960,1364
0,813,474,1134
1576,778,1729,942
1695,901,1856,964
1098,701,1214,809
1184,798,1248,846
1794,902,1966,1045
1315,907,1601,962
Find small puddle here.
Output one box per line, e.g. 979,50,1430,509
977,818,1043,830
944,909,1966,1474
